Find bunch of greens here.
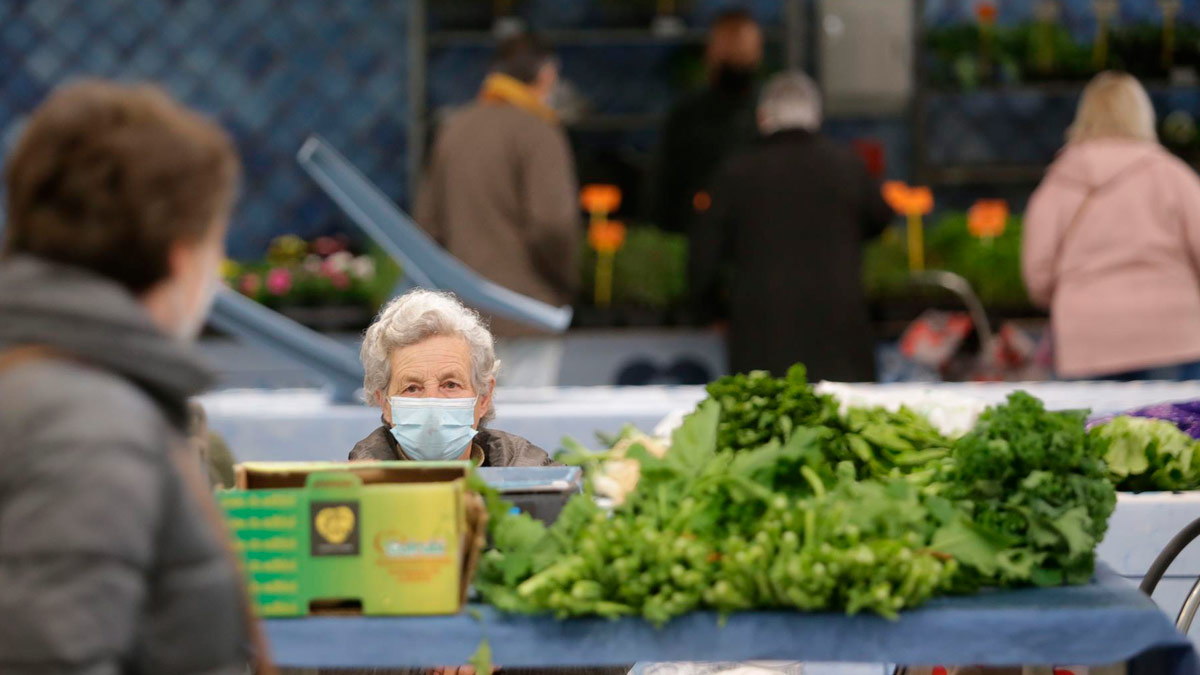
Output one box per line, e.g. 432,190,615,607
835,406,953,484
476,379,1116,626
705,365,836,452
933,392,1116,588
1090,416,1200,492
475,401,958,625
706,366,950,483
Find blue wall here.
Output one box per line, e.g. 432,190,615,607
0,0,410,259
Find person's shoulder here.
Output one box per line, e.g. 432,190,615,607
349,425,399,461
0,359,166,455
1149,144,1200,183
478,429,556,467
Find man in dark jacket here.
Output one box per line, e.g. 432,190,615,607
0,81,258,674
655,9,763,235
690,72,893,382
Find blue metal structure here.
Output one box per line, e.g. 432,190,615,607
296,135,573,334
207,289,365,402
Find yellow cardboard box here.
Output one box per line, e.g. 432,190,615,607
219,461,487,617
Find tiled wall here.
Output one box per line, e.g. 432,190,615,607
0,0,410,259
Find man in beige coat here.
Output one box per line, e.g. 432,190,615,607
416,35,580,385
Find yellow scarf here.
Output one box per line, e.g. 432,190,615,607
478,73,557,124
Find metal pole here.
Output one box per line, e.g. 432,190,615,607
911,0,928,184
407,0,427,202
208,289,365,403
784,0,805,71
1177,575,1200,633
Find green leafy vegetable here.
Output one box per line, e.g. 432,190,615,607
938,392,1116,587
1090,416,1200,492
475,373,1116,626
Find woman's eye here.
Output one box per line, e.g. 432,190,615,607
444,382,461,389
404,385,420,394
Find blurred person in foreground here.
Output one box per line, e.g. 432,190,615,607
350,289,555,466
1024,72,1200,380
417,34,580,387
655,9,764,235
690,72,892,382
0,81,266,673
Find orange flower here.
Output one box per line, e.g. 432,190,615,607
976,2,997,24
580,184,622,215
589,219,627,254
908,187,934,215
968,199,1009,238
882,181,935,216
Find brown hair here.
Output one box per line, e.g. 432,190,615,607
3,80,240,294
706,8,763,70
492,33,552,84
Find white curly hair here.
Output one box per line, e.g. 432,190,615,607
361,289,499,423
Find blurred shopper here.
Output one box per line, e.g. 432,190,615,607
655,9,763,235
417,35,579,386
351,289,554,466
0,82,266,673
690,72,892,382
1024,72,1200,380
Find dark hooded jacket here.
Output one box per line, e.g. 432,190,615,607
0,255,249,674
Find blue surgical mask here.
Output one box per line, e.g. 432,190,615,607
388,396,479,462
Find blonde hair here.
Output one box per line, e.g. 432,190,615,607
1067,72,1157,144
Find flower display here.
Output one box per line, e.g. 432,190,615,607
580,184,622,217
265,267,293,296
224,234,402,330
967,199,1010,239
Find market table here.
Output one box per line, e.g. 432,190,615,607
265,564,1198,673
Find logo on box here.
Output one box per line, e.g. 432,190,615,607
311,501,360,556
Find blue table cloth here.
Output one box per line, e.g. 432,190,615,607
265,564,1199,673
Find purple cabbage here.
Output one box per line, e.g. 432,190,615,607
1088,400,1200,439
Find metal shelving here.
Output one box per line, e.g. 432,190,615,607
429,27,712,48
911,0,1200,189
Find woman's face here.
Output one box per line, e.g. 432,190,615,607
378,334,493,428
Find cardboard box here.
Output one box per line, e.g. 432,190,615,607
218,461,487,617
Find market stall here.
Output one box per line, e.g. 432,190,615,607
221,372,1200,673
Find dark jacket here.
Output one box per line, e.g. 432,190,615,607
690,129,893,382
0,255,249,674
655,86,760,234
350,425,556,466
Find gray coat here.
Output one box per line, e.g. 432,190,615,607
0,255,250,674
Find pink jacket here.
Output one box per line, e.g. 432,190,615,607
1024,139,1200,377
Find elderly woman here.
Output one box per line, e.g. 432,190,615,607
1023,71,1200,380
351,289,555,465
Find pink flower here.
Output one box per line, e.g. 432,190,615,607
266,267,293,296
240,273,262,296
327,251,353,273
313,236,345,257
329,270,351,290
